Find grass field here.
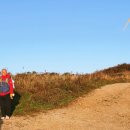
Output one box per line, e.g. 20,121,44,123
12,63,130,115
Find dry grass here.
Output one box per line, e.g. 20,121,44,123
12,64,130,115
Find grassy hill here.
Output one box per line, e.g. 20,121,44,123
102,63,130,74
12,63,130,115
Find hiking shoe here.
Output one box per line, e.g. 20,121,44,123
1,117,5,120
5,116,10,120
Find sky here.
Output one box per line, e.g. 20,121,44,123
0,0,130,74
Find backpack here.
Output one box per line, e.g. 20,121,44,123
0,77,10,93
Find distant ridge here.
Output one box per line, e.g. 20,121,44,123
101,63,130,74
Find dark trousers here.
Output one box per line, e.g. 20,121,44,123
0,94,11,117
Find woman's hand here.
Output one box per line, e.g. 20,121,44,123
10,94,14,99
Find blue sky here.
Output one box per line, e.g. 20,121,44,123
0,0,130,74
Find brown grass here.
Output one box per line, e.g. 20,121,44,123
12,64,130,115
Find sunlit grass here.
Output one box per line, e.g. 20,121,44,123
12,64,130,115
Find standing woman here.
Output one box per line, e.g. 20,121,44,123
0,69,14,120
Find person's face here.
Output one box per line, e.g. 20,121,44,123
2,69,7,76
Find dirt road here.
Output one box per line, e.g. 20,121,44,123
1,83,130,130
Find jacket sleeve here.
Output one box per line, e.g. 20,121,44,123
8,78,14,94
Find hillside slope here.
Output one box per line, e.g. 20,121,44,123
1,83,130,130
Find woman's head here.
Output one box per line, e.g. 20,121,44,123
1,69,7,76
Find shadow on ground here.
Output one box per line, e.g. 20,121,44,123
11,91,21,116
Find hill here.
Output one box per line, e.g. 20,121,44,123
2,83,130,130
12,63,130,115
102,63,130,75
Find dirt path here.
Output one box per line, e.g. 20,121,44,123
1,83,130,130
